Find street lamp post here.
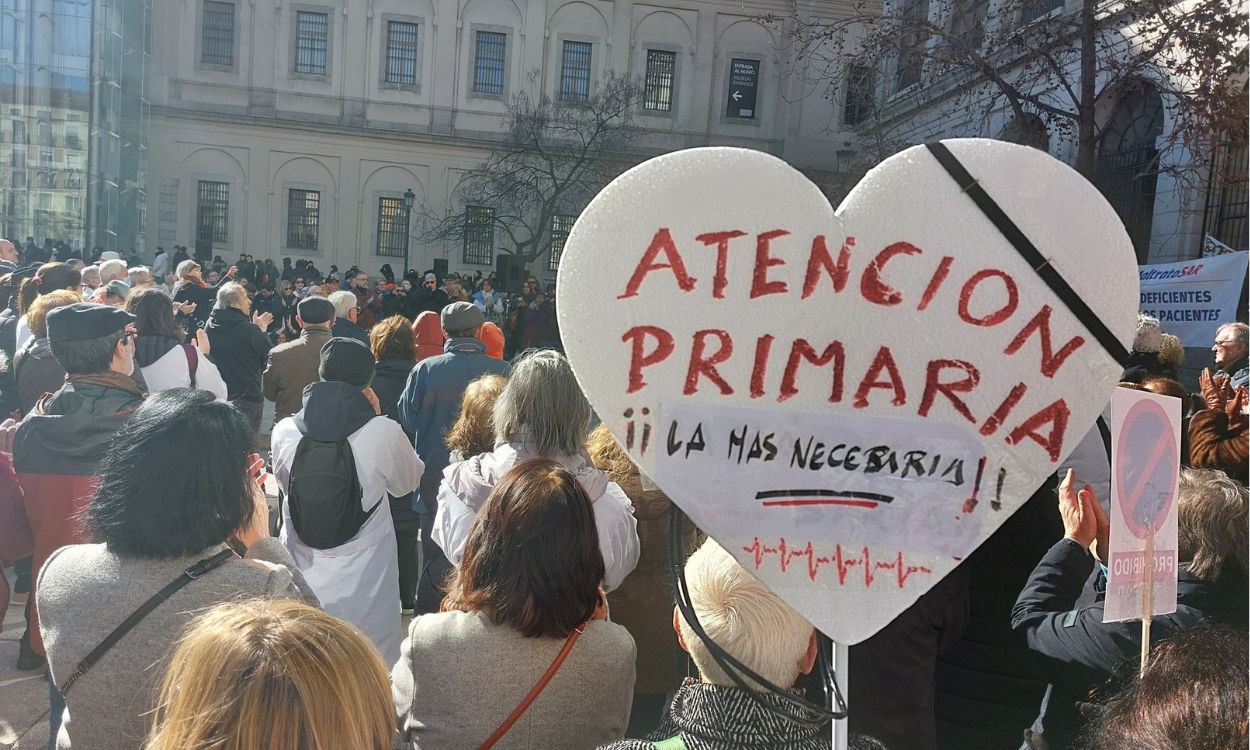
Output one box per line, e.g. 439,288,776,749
402,187,416,279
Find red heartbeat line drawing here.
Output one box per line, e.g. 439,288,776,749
743,537,933,589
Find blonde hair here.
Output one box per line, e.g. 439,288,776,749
26,289,82,338
678,539,813,689
445,373,507,458
145,600,394,750
586,423,635,484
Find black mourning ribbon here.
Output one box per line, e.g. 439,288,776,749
924,141,1131,366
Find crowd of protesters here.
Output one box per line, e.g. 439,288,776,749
0,236,1245,750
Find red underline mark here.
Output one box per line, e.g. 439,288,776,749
743,537,932,589
762,498,880,509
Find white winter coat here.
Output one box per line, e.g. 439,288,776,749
433,441,641,592
271,413,423,665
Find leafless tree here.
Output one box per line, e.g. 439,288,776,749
776,0,1247,180
421,72,644,266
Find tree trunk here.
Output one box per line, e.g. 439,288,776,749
1075,0,1098,177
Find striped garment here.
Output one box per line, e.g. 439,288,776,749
598,678,835,749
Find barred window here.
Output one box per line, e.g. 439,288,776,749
385,21,418,85
895,0,927,91
1021,0,1064,23
201,2,235,66
842,64,874,127
376,197,407,257
286,189,320,250
548,213,575,272
196,180,229,245
559,41,592,103
463,206,494,265
473,31,506,95
643,49,675,112
294,11,328,75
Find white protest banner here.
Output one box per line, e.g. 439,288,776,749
1137,252,1248,346
557,140,1140,644
1103,388,1180,624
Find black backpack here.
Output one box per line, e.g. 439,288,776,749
284,420,377,549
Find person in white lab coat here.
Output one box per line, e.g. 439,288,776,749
271,337,423,665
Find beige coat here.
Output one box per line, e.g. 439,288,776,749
606,474,703,695
262,327,333,423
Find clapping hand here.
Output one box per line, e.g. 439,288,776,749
231,453,271,552
253,311,274,330
1199,368,1234,412
194,328,211,355
1058,469,1108,560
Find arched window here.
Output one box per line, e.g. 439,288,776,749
1094,82,1163,262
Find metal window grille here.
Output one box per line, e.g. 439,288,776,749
463,205,494,265
1021,0,1064,23
294,11,328,75
643,49,675,111
473,31,506,94
286,189,320,250
950,0,987,51
1094,87,1163,263
559,41,592,103
548,213,575,271
843,64,874,127
385,21,418,84
895,0,927,90
376,197,407,257
196,180,229,245
202,1,235,66
1201,139,1248,251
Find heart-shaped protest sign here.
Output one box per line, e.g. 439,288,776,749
556,139,1139,644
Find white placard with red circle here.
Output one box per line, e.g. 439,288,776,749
1103,387,1181,622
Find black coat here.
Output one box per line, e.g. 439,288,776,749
205,307,272,401
374,357,419,527
1011,539,1248,748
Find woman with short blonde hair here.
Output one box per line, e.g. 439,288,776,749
445,373,507,462
146,599,393,750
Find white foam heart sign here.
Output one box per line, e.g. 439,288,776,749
556,140,1139,644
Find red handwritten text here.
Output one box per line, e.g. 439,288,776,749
743,537,933,589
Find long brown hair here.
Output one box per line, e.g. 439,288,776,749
145,599,394,750
18,262,81,315
442,458,604,638
445,373,507,458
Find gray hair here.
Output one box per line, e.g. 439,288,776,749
127,266,152,287
176,259,200,279
327,290,357,318
1216,322,1248,346
493,349,592,456
215,281,248,310
51,329,126,376
99,259,128,284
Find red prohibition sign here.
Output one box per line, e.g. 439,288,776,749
1115,398,1179,540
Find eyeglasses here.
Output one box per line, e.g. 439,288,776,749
1214,340,1239,348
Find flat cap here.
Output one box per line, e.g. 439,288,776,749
441,301,484,333
46,302,134,343
297,295,335,325
319,337,375,388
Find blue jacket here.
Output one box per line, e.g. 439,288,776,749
396,338,510,512
331,318,369,344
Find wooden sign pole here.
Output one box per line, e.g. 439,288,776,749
1140,534,1154,677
